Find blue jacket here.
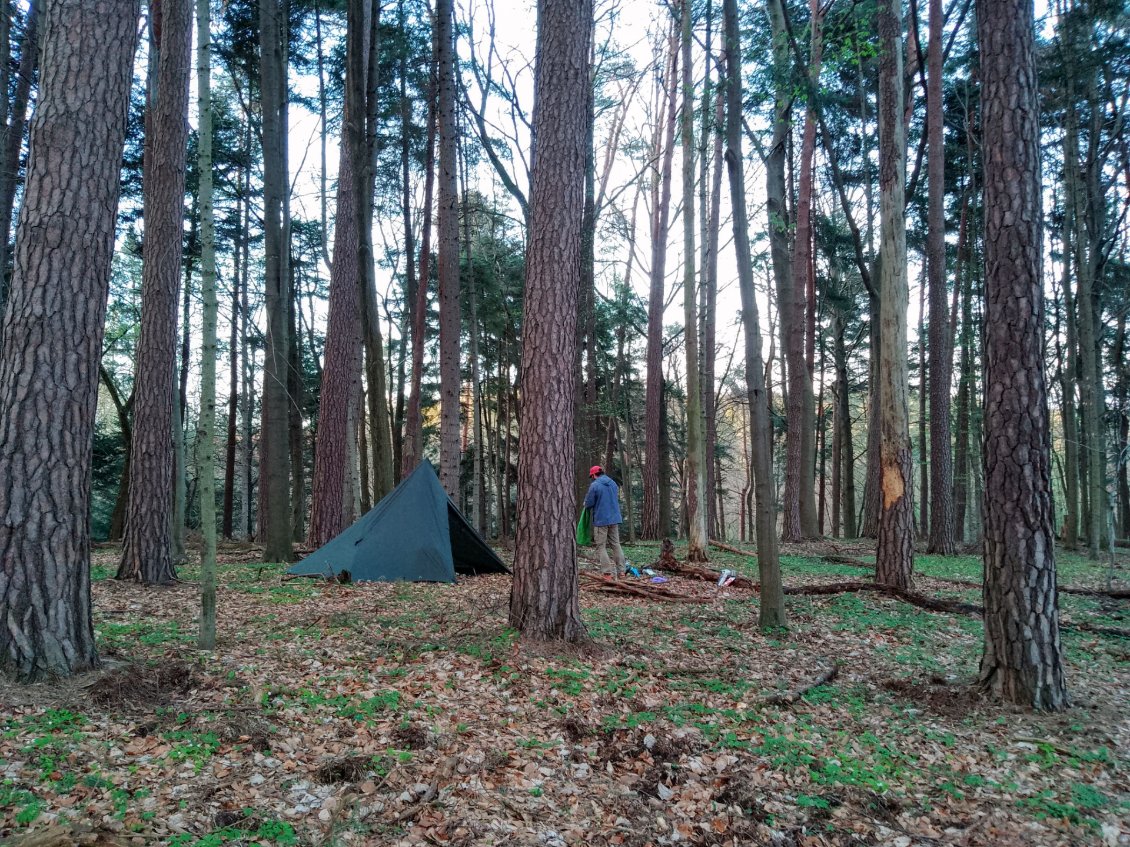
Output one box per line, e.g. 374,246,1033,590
583,474,623,527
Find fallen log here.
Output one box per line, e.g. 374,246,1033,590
928,574,1129,600
761,662,840,706
821,555,874,569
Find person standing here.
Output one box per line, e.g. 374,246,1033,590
584,465,625,579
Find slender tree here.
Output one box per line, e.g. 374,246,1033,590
259,0,292,563
0,0,37,324
681,0,708,561
0,0,140,680
508,0,591,642
873,0,914,590
308,0,369,546
977,0,1067,711
118,0,193,585
724,0,785,629
642,28,678,539
926,0,955,554
197,0,217,650
436,0,461,497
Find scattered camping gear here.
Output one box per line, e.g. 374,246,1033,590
576,506,593,546
286,462,508,583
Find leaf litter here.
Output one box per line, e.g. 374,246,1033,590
0,539,1126,847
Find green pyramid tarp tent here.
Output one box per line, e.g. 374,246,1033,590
287,462,508,583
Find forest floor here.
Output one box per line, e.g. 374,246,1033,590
1,539,1128,847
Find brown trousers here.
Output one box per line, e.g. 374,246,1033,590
593,523,625,576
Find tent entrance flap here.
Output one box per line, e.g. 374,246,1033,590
287,462,508,583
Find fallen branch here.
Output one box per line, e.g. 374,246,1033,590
928,574,1129,600
580,574,699,603
761,662,840,706
821,555,874,569
1061,621,1130,639
783,581,984,617
709,540,755,557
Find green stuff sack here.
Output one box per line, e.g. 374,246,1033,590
576,506,593,546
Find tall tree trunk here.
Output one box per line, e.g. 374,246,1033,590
926,0,955,553
781,0,820,541
196,0,217,649
917,281,927,538
725,0,785,629
402,31,437,479
508,0,590,643
0,0,139,680
357,0,393,503
436,0,460,498
118,0,193,586
953,260,973,542
288,266,305,541
977,0,1067,710
874,0,914,591
702,77,723,540
238,125,253,539
1114,311,1129,541
222,190,241,540
642,27,678,539
681,0,708,562
308,0,368,546
394,0,414,481
1059,219,1080,550
259,0,292,563
0,0,37,324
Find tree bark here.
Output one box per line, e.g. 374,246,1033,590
402,26,438,480
258,0,292,563
977,0,1067,711
780,0,820,542
196,0,217,649
874,0,914,591
0,0,38,323
0,0,139,680
222,188,241,540
642,27,678,539
508,0,590,643
308,0,368,547
118,0,193,586
725,0,785,629
436,0,461,498
680,0,708,562
925,0,955,554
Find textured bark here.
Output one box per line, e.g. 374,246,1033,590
308,0,367,547
725,0,785,629
222,192,241,540
680,0,708,562
702,78,723,540
508,0,590,643
101,367,133,543
118,0,193,586
977,0,1067,710
259,0,292,563
0,0,139,680
1059,221,1080,550
642,29,677,539
781,0,820,542
0,0,37,321
436,0,461,498
1115,312,1129,541
874,0,914,591
402,31,438,480
925,0,955,554
196,0,217,649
